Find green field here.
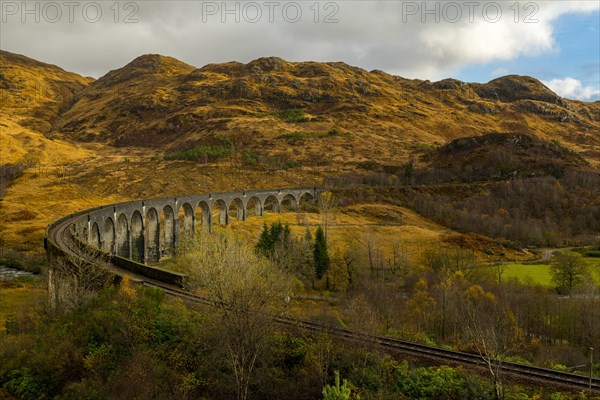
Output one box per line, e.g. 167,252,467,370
500,263,554,286
497,256,600,287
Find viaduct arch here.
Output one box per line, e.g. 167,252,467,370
67,188,320,264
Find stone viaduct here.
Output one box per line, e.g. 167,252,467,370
72,187,320,264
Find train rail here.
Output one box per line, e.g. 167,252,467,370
46,213,600,393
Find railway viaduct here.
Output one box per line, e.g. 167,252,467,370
68,187,319,264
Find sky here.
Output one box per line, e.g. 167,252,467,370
1,0,599,100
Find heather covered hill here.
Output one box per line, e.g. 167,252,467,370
0,51,93,169
0,50,92,134
422,132,591,182
1,51,599,254
44,53,599,167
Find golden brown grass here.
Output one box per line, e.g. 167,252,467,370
0,279,46,327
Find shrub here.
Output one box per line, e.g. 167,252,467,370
242,150,259,165
3,367,48,400
276,108,308,123
164,145,231,162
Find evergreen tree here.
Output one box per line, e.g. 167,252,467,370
314,226,329,279
322,371,355,400
273,222,293,270
256,222,271,256
256,221,292,260
270,221,283,247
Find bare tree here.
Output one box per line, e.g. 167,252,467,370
318,191,337,237
48,235,114,314
177,232,290,400
363,230,384,278
388,239,412,278
459,285,524,400
343,245,361,292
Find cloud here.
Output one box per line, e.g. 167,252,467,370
0,0,598,81
491,67,509,77
542,77,600,101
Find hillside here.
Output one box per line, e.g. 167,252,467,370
422,132,591,182
1,51,599,258
0,51,93,170
0,51,92,136
49,54,600,168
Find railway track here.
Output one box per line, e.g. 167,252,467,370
46,213,600,393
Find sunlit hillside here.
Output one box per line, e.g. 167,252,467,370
54,54,600,167
1,50,598,261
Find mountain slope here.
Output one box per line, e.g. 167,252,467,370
47,54,600,167
0,50,92,134
423,132,590,182
0,51,93,167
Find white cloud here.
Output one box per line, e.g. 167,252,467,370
542,77,600,101
491,67,509,77
0,0,598,81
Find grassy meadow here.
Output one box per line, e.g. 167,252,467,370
492,255,600,287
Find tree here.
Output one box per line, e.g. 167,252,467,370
405,278,436,335
388,239,411,278
255,221,291,262
318,191,337,236
551,253,588,295
314,226,330,281
458,285,524,400
179,231,290,400
292,226,315,286
272,223,292,270
255,222,271,256
322,371,357,400
364,230,384,278
48,233,114,314
343,246,361,292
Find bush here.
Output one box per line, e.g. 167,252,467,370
242,150,259,165
551,364,569,372
327,129,353,137
3,367,48,400
164,145,231,162
276,108,309,123
394,362,492,399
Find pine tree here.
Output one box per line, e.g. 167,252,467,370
322,371,355,400
256,221,292,260
314,226,329,279
256,222,271,256
269,221,283,254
